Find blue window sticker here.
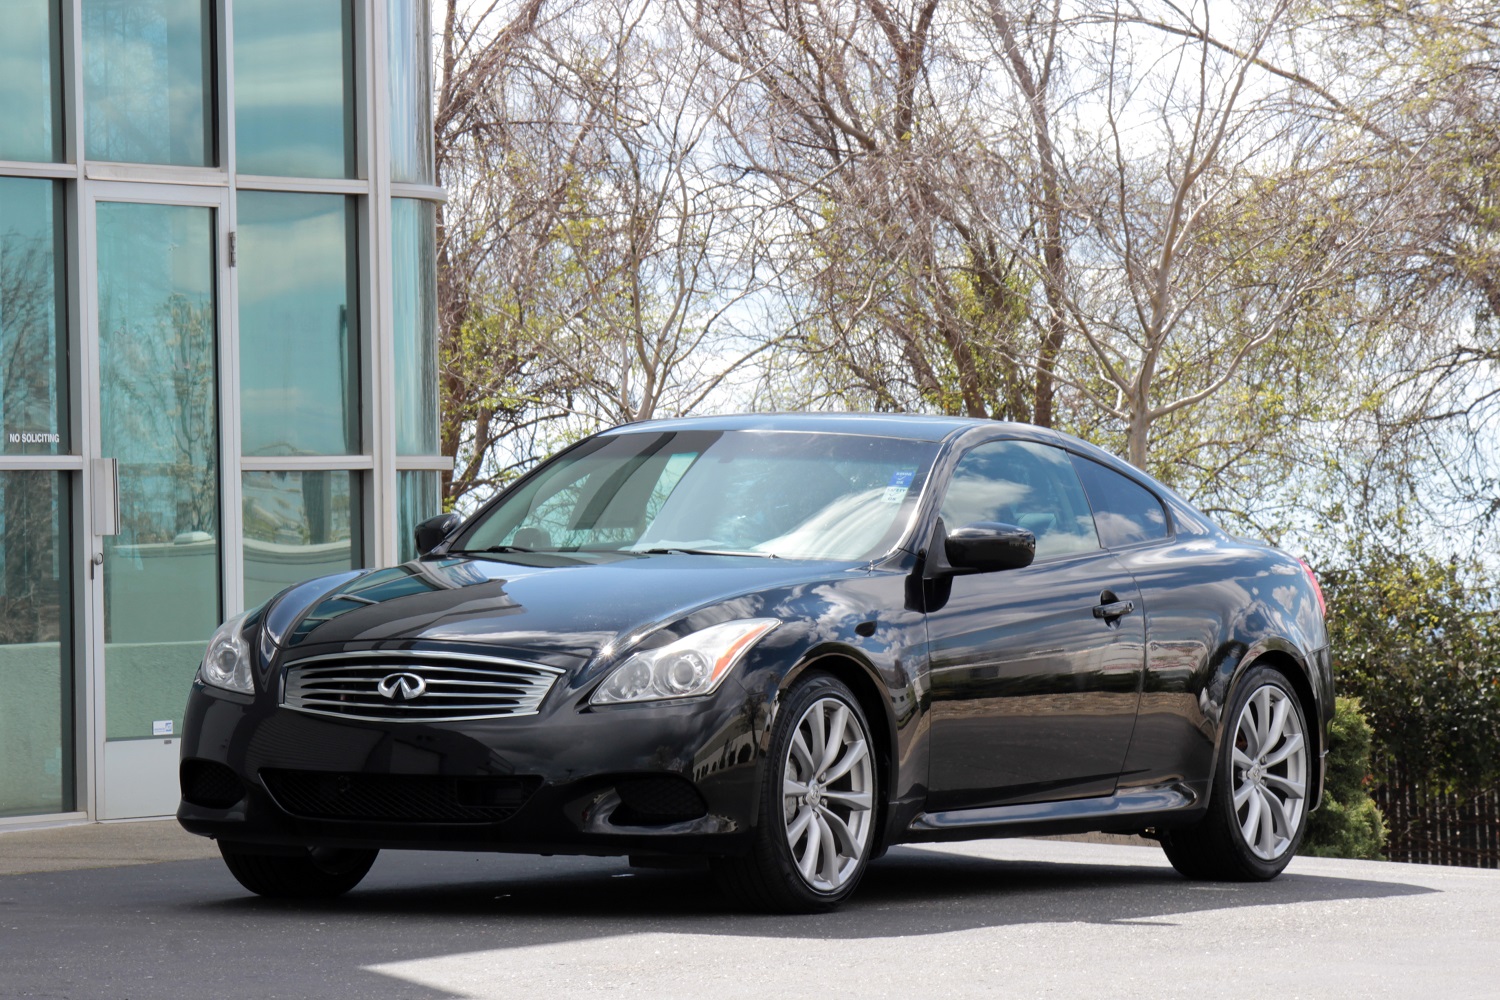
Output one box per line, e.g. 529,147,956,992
882,469,916,503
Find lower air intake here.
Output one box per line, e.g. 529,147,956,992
611,776,708,825
181,759,246,809
260,769,539,823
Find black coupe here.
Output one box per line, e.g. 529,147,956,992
178,413,1331,911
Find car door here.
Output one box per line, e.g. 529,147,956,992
1069,453,1208,790
924,439,1146,811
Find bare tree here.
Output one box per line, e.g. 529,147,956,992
1199,1,1500,540
430,0,1497,560
435,0,566,505
434,0,784,508
528,2,788,425
689,0,1050,421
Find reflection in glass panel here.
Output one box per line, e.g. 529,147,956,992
243,470,360,608
0,472,73,817
392,199,437,454
1,178,67,455
1071,456,1169,548
234,0,353,177
0,0,62,162
83,0,215,166
238,192,359,456
97,202,220,740
397,470,439,563
940,440,1099,560
387,0,432,183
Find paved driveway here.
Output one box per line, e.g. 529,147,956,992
0,837,1494,999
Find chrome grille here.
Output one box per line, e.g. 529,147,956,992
282,651,563,723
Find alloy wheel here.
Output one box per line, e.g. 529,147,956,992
780,695,875,893
1231,683,1308,860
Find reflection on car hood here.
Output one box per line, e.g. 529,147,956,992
264,553,852,667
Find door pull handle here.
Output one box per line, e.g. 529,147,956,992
1093,600,1135,620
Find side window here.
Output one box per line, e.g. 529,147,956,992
1071,456,1170,547
940,441,1099,560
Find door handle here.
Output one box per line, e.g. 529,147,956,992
1093,599,1135,620
91,457,120,536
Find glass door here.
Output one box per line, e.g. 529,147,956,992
88,189,227,819
0,178,76,820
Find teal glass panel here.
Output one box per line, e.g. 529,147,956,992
83,0,216,166
386,0,432,184
238,192,359,456
397,469,439,563
97,202,220,740
392,198,437,454
243,470,360,608
0,471,74,817
1,178,67,455
234,0,354,178
0,0,62,161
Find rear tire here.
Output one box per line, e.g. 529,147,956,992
219,844,378,898
714,674,878,913
1161,665,1310,880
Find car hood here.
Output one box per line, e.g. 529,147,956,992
262,553,856,670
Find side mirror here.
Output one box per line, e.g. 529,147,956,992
414,512,462,556
945,521,1035,573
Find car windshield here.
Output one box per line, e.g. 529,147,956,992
456,429,939,561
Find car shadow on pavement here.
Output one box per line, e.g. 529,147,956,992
0,847,1441,1000
195,842,1438,935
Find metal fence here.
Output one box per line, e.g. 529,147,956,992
1372,763,1500,868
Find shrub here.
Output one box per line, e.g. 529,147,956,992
1301,696,1386,859
1320,550,1500,796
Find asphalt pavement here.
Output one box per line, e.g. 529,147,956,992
1,823,1495,999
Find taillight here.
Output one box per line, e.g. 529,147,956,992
1299,558,1327,618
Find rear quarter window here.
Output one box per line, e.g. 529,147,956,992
1071,456,1171,547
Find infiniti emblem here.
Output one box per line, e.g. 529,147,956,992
376,671,427,701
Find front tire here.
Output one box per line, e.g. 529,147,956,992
1161,665,1310,880
219,844,378,898
714,674,878,912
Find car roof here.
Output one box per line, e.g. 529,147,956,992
605,411,1035,444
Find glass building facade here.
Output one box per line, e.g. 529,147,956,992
0,0,447,822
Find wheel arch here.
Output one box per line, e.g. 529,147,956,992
779,649,899,857
1221,642,1325,810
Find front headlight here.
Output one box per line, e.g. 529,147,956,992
199,612,254,694
591,618,781,706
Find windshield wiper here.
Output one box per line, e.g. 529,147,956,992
327,592,379,605
637,547,778,559
447,545,534,555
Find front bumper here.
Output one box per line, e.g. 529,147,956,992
176,668,767,859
